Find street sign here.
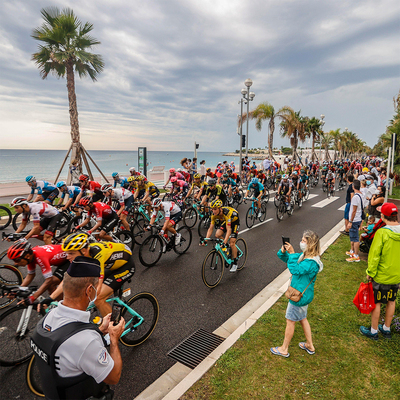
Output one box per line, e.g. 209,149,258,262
138,147,147,176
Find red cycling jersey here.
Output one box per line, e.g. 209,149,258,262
88,202,115,221
81,180,102,193
27,244,68,279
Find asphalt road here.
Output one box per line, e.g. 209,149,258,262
0,185,347,399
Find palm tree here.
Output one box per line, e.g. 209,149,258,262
304,117,323,162
330,129,341,160
320,131,333,161
32,7,104,181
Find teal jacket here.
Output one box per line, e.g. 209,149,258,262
277,250,322,307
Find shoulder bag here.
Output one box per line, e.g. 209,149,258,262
285,274,316,303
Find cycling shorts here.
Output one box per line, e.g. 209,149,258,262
42,188,60,204
218,220,239,239
169,211,182,226
53,260,71,281
137,189,146,199
115,196,134,215
148,186,160,198
104,256,136,291
40,214,64,237
100,211,119,233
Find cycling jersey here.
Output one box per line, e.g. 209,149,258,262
81,181,102,194
278,181,293,194
191,180,208,190
205,185,227,203
300,174,309,184
152,201,181,219
113,177,129,189
30,181,56,195
22,202,59,222
111,188,133,205
247,182,264,193
211,207,239,225
327,172,335,181
60,186,81,200
221,178,237,187
27,244,68,279
89,242,132,278
170,172,185,181
173,180,188,191
88,202,115,221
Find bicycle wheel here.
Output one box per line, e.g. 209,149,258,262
238,188,244,204
139,235,163,267
202,250,224,288
26,355,44,397
304,188,310,201
119,292,159,346
277,203,285,221
263,189,269,204
0,264,23,309
245,207,255,229
259,202,267,222
183,207,198,228
54,213,70,241
274,196,280,208
115,230,134,250
235,238,248,271
198,215,211,238
327,187,331,198
162,193,173,201
0,306,41,366
174,226,192,255
131,217,148,245
0,206,12,230
67,215,93,233
13,213,33,232
297,196,303,208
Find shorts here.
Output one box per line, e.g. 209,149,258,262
349,221,361,242
285,302,308,322
42,188,59,204
148,187,160,199
53,261,70,281
218,220,239,238
169,211,182,226
137,189,146,199
115,196,134,215
100,212,119,233
92,191,104,202
372,281,399,304
344,203,351,220
104,257,136,291
40,214,64,237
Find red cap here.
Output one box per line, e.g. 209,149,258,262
377,202,398,217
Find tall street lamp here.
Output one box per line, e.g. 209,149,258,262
238,87,247,177
319,114,325,161
244,78,255,157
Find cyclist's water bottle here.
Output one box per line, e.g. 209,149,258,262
164,234,170,243
221,244,229,257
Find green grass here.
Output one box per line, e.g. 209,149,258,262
389,186,400,200
182,236,400,400
0,204,15,216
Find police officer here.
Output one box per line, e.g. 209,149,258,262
31,256,125,400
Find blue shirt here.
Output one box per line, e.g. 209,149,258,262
30,181,56,195
247,182,264,193
60,186,81,199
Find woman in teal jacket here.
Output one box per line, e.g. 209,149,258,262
271,230,323,358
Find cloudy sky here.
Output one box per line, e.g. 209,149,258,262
1,0,399,152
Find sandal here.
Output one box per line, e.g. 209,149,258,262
299,342,315,355
270,347,290,358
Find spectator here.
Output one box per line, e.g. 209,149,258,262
340,174,354,235
271,230,323,357
31,256,125,399
263,156,271,172
360,203,400,340
199,160,206,180
70,159,81,186
345,179,365,262
369,185,385,220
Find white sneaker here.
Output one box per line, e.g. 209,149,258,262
257,212,262,218
175,233,181,245
230,263,238,273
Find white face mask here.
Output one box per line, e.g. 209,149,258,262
87,285,97,307
300,242,307,252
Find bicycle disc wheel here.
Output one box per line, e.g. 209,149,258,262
115,230,134,250
174,226,192,255
277,203,285,221
183,207,198,228
197,215,211,238
259,202,267,222
132,217,148,245
245,207,255,229
0,306,41,366
235,238,248,271
119,292,159,346
139,235,163,267
0,264,23,309
202,250,224,288
26,355,44,397
0,206,12,230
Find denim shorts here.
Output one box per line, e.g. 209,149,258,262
285,302,308,322
344,203,351,220
349,221,361,242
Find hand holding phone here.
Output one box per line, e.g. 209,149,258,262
111,301,122,326
282,236,290,246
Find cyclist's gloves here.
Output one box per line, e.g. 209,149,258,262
199,238,205,245
39,297,54,306
23,295,36,306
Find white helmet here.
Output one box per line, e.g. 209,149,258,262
152,198,162,208
129,167,136,172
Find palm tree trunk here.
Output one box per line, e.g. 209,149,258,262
66,59,80,144
311,133,315,162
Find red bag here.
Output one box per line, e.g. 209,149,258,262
353,282,376,314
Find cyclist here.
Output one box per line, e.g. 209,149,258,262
202,199,240,273
291,171,301,196
299,169,309,198
9,197,62,245
185,173,208,201
112,172,129,189
148,198,182,245
164,168,185,189
59,232,135,316
101,183,133,231
56,181,81,211
205,168,216,182
326,169,336,192
337,166,346,188
257,170,267,186
245,178,265,217
227,168,240,186
75,174,103,204
220,173,238,203
133,175,160,207
201,178,227,207
26,176,59,205
277,174,293,210
177,168,191,183
76,196,119,242
170,176,189,200
7,240,69,304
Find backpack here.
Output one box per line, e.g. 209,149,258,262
355,194,366,221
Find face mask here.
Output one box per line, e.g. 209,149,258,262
300,242,307,252
87,285,97,307
366,180,371,185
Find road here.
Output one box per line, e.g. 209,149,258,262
0,186,347,399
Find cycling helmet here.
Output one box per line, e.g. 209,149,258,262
62,232,90,251
169,168,175,173
128,176,136,182
177,168,182,172
152,198,162,208
223,173,228,178
101,183,112,192
7,240,33,260
323,166,327,170
282,174,288,179
129,167,136,172
10,197,29,207
56,181,66,188
170,176,178,183
293,171,298,175
79,196,93,206
208,178,217,185
136,175,145,181
79,174,89,181
193,173,201,179
210,199,223,209
227,169,232,173
206,168,211,172
112,172,119,178
25,175,36,183
251,178,259,184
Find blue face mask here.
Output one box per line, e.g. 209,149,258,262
366,180,371,185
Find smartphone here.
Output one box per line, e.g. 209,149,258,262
282,236,290,246
111,301,122,326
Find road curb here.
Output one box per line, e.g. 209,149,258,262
134,219,344,400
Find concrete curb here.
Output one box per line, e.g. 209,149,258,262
135,219,344,400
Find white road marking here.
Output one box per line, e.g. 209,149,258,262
337,204,346,211
311,196,340,208
307,194,319,200
239,218,273,235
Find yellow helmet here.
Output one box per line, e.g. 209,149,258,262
62,232,90,251
194,173,201,179
128,176,136,182
210,199,223,209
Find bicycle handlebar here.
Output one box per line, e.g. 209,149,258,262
0,284,38,298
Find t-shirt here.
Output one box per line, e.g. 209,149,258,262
350,193,365,223
345,183,354,204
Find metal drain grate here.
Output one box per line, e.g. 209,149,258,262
167,328,225,369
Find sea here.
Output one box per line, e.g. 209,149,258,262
0,149,259,184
